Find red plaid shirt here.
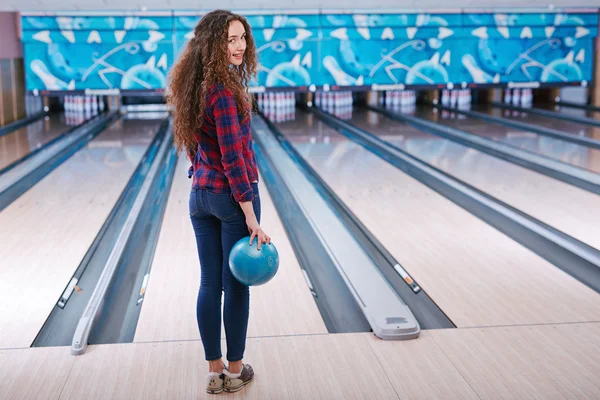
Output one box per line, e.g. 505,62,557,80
188,84,258,203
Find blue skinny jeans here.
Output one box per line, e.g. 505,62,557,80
189,183,260,361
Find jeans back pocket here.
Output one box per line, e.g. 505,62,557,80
206,192,242,221
189,189,203,217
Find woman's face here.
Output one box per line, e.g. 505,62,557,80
227,20,246,66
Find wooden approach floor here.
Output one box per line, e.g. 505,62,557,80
2,322,599,399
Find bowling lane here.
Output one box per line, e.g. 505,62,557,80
273,109,600,328
486,105,600,140
0,113,75,170
552,104,600,121
355,107,600,251
0,116,162,349
134,155,327,343
434,106,600,173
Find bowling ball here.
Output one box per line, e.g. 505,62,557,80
266,62,311,87
428,38,443,49
121,64,166,89
406,59,449,84
338,40,373,76
47,44,83,81
229,237,279,286
541,58,582,82
476,38,522,75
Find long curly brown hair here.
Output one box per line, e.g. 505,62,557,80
166,10,258,155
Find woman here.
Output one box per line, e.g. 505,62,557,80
167,9,270,394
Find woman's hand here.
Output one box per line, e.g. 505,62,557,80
246,216,271,250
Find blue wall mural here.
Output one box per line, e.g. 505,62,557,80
21,15,172,91
21,10,599,92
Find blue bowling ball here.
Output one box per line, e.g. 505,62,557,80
229,237,279,286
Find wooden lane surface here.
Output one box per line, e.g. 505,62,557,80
133,154,327,343
436,106,600,174
0,118,161,349
1,323,599,399
357,107,600,251
0,114,72,170
489,104,600,140
275,112,600,328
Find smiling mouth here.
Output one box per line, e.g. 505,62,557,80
233,53,244,58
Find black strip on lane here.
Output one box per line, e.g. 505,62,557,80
310,105,600,295
431,103,600,150
0,112,121,212
367,105,600,196
0,111,46,138
556,100,600,113
89,127,178,345
0,112,107,176
492,101,600,128
32,118,170,347
254,113,373,334
262,110,455,330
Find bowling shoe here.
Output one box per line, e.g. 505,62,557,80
223,363,255,392
206,371,225,394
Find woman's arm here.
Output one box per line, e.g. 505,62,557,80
239,201,270,248
213,87,270,249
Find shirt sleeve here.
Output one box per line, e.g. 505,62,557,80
212,87,254,203
187,147,194,179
